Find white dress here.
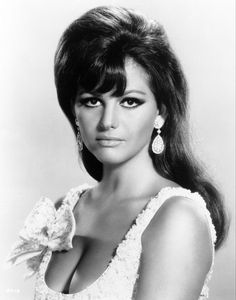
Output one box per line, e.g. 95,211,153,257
7,184,217,300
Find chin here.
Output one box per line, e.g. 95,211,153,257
96,153,124,165
92,148,129,165
89,141,148,165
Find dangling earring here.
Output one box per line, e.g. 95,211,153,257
75,118,83,151
152,115,164,154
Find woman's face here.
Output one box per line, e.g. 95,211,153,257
74,58,160,165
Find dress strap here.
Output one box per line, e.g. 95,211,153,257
63,183,92,210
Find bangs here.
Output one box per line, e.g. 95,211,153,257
76,46,127,97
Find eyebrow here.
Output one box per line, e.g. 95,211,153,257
78,89,147,98
123,90,147,96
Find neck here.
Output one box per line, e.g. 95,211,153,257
95,147,170,200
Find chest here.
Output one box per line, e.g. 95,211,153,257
41,235,142,298
73,195,149,242
44,197,149,294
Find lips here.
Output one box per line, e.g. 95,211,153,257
96,136,124,147
96,136,124,141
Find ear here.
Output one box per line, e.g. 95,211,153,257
155,104,167,129
159,104,167,122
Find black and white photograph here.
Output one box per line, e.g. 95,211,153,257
0,0,234,299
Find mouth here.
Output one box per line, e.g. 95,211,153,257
96,137,124,147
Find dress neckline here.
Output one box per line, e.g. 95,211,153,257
43,185,180,296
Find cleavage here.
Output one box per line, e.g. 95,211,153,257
68,197,150,293
68,236,120,293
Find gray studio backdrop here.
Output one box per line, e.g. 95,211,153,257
0,0,235,299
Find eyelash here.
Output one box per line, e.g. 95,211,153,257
79,97,143,109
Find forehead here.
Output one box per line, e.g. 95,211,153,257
124,58,151,93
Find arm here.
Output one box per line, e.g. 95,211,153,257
134,196,213,300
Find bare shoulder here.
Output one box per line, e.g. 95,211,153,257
142,195,213,270
135,196,214,299
143,196,211,251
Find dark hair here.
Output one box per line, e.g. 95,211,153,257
54,6,229,249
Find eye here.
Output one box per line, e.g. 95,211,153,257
121,97,143,108
79,97,101,107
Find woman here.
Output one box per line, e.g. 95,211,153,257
7,6,228,299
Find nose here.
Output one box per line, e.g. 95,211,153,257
98,102,119,131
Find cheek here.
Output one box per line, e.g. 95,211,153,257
76,114,97,143
138,121,155,142
77,111,98,129
130,112,156,140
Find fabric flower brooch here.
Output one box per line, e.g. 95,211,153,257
6,197,75,278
